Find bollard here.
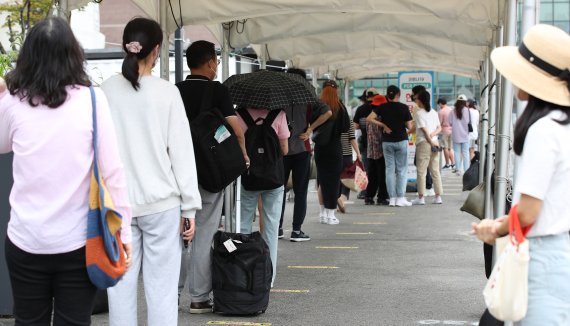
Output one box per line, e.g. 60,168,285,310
0,153,13,315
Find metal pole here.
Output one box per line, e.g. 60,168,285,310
159,0,169,80
478,58,490,184
57,0,70,22
344,80,350,109
221,24,230,81
174,28,183,83
484,27,501,219
494,0,516,220
311,68,318,90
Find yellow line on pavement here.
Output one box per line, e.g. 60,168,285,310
288,266,339,269
207,322,271,326
353,222,386,225
316,246,359,249
270,289,310,293
336,232,374,235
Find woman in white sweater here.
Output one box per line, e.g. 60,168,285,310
101,18,201,326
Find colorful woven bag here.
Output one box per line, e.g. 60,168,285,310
86,86,126,289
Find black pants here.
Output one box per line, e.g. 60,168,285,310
280,152,311,231
366,157,389,201
5,238,97,326
314,141,343,209
338,155,353,200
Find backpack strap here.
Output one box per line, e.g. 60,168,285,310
264,109,281,126
237,107,256,128
199,82,215,115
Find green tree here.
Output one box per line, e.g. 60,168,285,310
0,0,54,51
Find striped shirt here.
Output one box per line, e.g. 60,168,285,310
341,115,356,156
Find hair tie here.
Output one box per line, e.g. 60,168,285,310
125,41,143,54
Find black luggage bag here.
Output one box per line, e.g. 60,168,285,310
212,231,272,315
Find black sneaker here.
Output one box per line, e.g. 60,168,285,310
190,300,213,314
377,199,390,206
290,231,311,242
278,228,284,239
364,197,375,205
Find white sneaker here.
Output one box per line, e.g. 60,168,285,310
389,198,396,207
433,196,443,204
320,216,327,224
426,188,435,197
327,217,340,225
411,197,425,205
395,197,412,207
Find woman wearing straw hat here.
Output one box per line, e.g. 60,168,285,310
472,24,570,324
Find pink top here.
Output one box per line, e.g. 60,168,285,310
238,108,290,139
0,86,132,254
438,105,453,136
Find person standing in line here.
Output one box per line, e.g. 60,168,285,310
1,17,132,326
315,80,350,224
278,68,331,241
337,118,362,213
467,98,480,161
410,91,444,205
353,88,380,200
366,85,413,207
449,94,470,176
472,24,570,325
437,98,455,169
102,18,201,326
410,85,434,196
175,40,249,313
365,95,390,206
238,107,290,287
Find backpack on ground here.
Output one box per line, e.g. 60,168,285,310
190,83,246,193
212,230,272,315
237,108,284,191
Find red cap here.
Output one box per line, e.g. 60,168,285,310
371,94,387,106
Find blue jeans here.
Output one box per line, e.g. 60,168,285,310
453,142,470,172
240,186,284,285
516,233,570,325
382,140,408,198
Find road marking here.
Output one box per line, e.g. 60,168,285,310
417,321,478,325
364,212,395,216
316,246,359,249
353,222,386,225
270,289,310,293
288,266,339,269
207,322,271,326
336,232,374,235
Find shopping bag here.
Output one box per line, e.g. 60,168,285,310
483,205,530,322
341,160,368,192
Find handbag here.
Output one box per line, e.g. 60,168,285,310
85,86,127,289
462,160,479,191
483,205,530,322
460,182,485,220
468,108,474,132
341,160,368,192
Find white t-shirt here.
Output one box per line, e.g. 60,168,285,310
469,108,480,140
414,108,441,145
513,111,570,237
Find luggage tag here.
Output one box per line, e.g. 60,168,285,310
214,125,231,143
223,239,237,253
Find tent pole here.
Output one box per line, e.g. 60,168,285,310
174,28,184,83
478,57,490,184
221,24,230,81
159,0,169,80
344,80,350,109
484,27,501,219
311,68,318,90
494,0,516,221
259,45,267,70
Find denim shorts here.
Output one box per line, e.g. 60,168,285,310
516,233,570,326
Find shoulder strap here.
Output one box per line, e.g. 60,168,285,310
89,86,100,181
264,109,281,126
237,108,256,128
199,82,215,114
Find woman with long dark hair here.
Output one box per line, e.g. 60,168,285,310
449,95,470,175
102,18,200,326
411,91,443,205
1,17,132,325
315,80,350,225
473,24,570,325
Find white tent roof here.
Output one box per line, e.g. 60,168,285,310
71,0,507,79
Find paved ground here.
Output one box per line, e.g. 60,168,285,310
1,170,489,326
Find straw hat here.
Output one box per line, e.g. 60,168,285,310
491,24,570,106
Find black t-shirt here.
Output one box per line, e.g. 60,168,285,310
372,101,413,142
175,75,235,122
352,102,373,146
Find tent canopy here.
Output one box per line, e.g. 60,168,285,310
70,0,506,79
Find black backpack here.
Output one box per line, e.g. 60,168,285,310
237,108,284,191
190,83,246,193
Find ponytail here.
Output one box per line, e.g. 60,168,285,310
122,53,141,90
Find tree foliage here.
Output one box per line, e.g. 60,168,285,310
0,0,54,51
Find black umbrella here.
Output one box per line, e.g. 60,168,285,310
223,70,317,110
